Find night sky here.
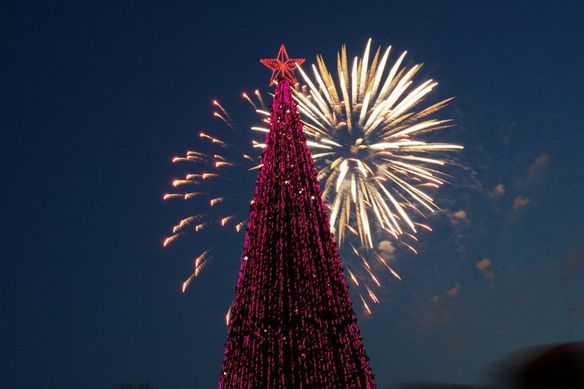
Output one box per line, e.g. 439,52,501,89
2,2,584,388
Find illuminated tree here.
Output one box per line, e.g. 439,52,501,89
219,46,375,388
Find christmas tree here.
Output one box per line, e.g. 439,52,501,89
219,45,375,388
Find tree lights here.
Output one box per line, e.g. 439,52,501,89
218,46,375,388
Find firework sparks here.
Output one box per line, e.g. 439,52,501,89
181,250,212,293
163,99,260,290
293,38,462,250
284,40,462,312
164,40,462,314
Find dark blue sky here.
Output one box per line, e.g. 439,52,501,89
2,1,584,388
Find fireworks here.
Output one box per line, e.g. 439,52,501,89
293,38,462,250
163,100,259,285
164,39,462,313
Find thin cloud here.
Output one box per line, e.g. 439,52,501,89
476,257,495,280
490,184,506,198
518,153,551,190
527,153,550,182
377,240,396,261
507,153,549,222
512,196,530,211
449,209,470,226
510,195,530,222
447,283,461,297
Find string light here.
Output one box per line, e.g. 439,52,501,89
219,55,375,387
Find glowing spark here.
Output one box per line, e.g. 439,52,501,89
200,132,227,146
163,193,182,200
172,179,194,187
226,306,232,326
417,223,433,232
360,294,372,315
210,197,224,206
212,99,235,128
366,268,381,287
212,99,229,117
402,242,418,254
388,267,401,281
254,89,266,109
242,92,257,109
181,278,192,293
220,216,235,226
365,284,380,304
184,192,202,200
163,234,180,247
172,216,196,233
182,250,211,292
215,161,234,168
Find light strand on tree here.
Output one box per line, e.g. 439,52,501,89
219,74,375,387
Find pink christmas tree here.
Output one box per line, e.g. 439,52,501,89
219,45,375,388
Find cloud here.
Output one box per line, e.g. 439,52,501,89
517,153,551,190
476,257,494,280
490,184,506,198
449,209,470,225
377,240,396,260
508,195,530,222
507,153,549,222
447,283,461,297
413,291,467,331
527,153,550,182
476,258,492,271
512,196,530,211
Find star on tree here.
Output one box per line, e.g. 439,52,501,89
260,44,305,86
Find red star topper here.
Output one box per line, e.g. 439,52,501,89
260,44,305,86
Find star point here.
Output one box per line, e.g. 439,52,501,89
260,44,305,86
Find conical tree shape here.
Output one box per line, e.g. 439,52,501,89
219,80,375,388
